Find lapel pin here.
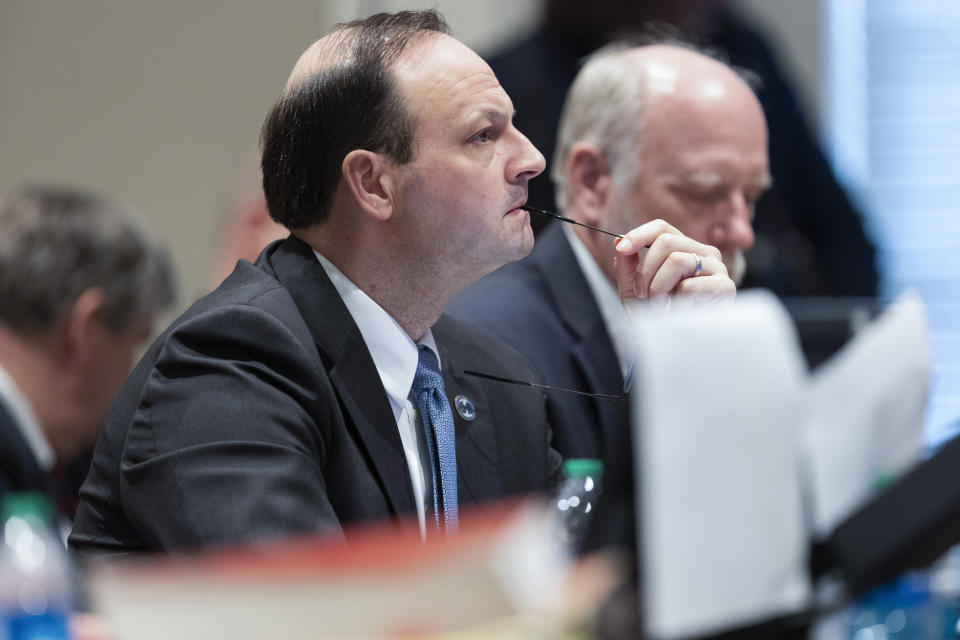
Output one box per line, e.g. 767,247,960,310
454,395,476,422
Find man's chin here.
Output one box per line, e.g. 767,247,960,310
517,223,535,259
470,230,534,283
506,210,535,258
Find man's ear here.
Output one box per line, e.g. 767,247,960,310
566,141,613,226
341,150,395,221
60,287,107,366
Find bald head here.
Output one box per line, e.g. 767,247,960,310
284,28,356,91
623,45,765,162
284,11,448,91
260,10,448,230
554,43,764,207
554,42,769,284
632,45,759,106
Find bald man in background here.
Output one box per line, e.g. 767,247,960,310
449,43,771,460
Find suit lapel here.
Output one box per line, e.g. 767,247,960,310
570,326,630,452
534,224,628,452
266,238,416,518
435,339,503,509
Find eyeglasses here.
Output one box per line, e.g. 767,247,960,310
464,369,625,402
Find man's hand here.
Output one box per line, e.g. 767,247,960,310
614,219,736,303
70,614,113,640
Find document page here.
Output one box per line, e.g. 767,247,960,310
800,292,931,538
629,291,811,638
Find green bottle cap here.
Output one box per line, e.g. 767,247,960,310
563,458,604,479
1,491,56,526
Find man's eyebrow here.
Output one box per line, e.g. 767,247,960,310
755,173,774,190
468,106,513,123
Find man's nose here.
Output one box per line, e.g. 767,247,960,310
508,130,546,182
710,194,756,251
727,208,756,250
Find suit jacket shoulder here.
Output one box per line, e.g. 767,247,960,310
71,246,350,552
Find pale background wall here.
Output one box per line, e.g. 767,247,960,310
0,0,821,314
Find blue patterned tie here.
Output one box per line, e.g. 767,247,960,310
411,346,459,534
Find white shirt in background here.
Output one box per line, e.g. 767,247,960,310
562,224,636,381
0,363,54,472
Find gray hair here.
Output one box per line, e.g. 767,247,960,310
551,42,647,211
0,186,176,335
551,36,761,211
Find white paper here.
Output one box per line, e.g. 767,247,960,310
800,292,931,538
631,291,811,638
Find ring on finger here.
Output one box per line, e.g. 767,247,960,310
691,253,703,277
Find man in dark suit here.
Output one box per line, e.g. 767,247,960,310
0,186,174,511
449,44,770,461
71,11,734,553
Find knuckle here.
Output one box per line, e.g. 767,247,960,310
665,251,688,270
645,219,672,239
663,232,680,248
649,233,673,252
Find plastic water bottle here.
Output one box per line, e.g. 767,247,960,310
0,492,72,640
553,458,603,550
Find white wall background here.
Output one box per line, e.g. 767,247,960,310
0,0,822,311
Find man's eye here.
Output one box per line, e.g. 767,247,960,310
684,188,724,202
471,129,491,143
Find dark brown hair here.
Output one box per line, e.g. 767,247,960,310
260,10,449,230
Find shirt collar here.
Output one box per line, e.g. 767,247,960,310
312,250,440,420
0,363,55,471
562,224,635,378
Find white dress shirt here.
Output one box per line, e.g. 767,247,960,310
0,363,54,472
562,225,637,381
313,251,436,538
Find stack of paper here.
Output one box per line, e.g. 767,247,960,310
626,290,932,638
629,291,812,638
798,293,930,538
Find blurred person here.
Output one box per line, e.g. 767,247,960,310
488,0,878,296
71,10,734,554
450,43,770,459
0,186,175,513
208,155,287,290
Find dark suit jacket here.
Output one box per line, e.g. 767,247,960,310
70,237,562,553
0,400,52,500
447,223,628,461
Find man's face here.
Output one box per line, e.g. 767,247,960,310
389,34,545,285
614,80,769,283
